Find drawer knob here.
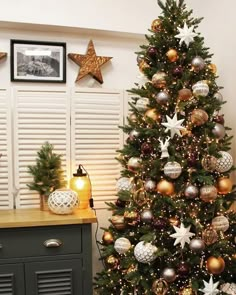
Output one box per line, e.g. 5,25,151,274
43,239,62,248
0,244,2,249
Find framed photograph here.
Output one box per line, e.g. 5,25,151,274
10,39,66,83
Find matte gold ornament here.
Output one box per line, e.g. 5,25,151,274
152,278,168,295
164,161,182,179
215,151,233,173
151,19,162,32
105,255,119,270
166,49,178,62
202,227,218,245
102,231,114,245
157,179,175,196
208,63,217,74
179,287,196,295
162,267,176,283
152,72,167,88
217,177,233,195
200,185,218,202
192,81,209,97
201,155,217,172
114,237,131,254
68,40,112,84
191,109,208,126
124,210,138,226
212,215,229,232
191,56,205,72
145,108,161,122
206,256,225,275
169,216,180,226
178,88,192,101
127,157,141,171
139,59,150,72
111,215,126,230
135,97,150,112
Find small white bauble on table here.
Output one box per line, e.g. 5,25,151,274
48,189,78,215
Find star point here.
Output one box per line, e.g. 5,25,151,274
175,22,197,47
199,276,220,295
68,40,112,84
170,222,195,249
161,113,185,138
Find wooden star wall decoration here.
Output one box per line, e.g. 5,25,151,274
0,52,7,61
68,40,112,84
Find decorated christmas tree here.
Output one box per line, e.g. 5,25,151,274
94,1,236,294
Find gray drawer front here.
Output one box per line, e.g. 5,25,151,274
0,225,82,259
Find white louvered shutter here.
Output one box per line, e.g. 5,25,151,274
13,87,70,209
0,88,13,209
71,88,124,209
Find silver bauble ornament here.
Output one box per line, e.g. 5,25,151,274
136,97,149,111
162,267,176,283
200,185,218,202
116,177,133,192
129,130,140,141
215,151,233,173
184,184,199,199
155,91,170,105
191,56,205,72
164,161,182,179
114,237,131,254
128,157,141,171
144,179,156,192
134,241,157,263
140,209,153,223
214,92,223,103
212,215,229,232
212,123,225,139
192,81,209,97
189,238,205,252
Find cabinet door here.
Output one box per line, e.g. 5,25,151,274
0,263,25,295
25,259,83,295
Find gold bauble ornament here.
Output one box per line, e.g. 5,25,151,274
111,215,126,230
217,177,233,195
166,49,178,62
157,179,175,196
124,210,138,226
152,72,167,88
145,108,161,122
151,19,162,32
178,88,192,101
202,227,218,245
139,59,150,73
102,231,114,245
191,109,209,126
200,185,218,202
169,216,180,226
206,256,225,275
201,155,217,172
152,278,168,295
179,287,196,295
208,63,217,74
105,255,119,270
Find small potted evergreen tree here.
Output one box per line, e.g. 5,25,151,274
27,142,66,210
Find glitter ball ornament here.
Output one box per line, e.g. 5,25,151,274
152,278,168,295
202,228,218,245
152,72,167,88
206,256,225,275
184,184,199,199
177,262,190,277
215,151,233,173
48,189,78,215
200,185,218,202
147,46,158,59
220,283,236,295
189,238,205,252
155,91,170,105
191,56,205,72
217,177,233,195
102,231,114,245
192,81,209,97
162,267,176,283
191,109,208,126
212,215,229,232
144,179,156,192
128,157,141,171
114,237,131,254
145,108,161,122
105,255,119,270
153,217,169,230
151,19,162,32
166,49,178,62
214,92,223,103
157,179,175,196
201,155,217,172
141,142,153,155
164,161,182,179
111,215,126,230
135,97,149,111
212,123,225,139
134,241,157,263
115,198,126,208
140,209,153,223
116,177,133,191
178,88,192,101
172,66,183,77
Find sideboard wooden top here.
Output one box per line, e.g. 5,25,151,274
0,208,97,228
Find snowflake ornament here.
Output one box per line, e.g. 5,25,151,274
199,276,220,295
175,22,197,47
161,113,185,138
170,222,195,248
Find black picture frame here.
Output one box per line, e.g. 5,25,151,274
10,39,66,83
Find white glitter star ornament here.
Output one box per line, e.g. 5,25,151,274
175,22,197,47
170,222,195,248
161,113,185,138
199,276,220,295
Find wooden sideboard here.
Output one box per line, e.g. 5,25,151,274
0,208,97,295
